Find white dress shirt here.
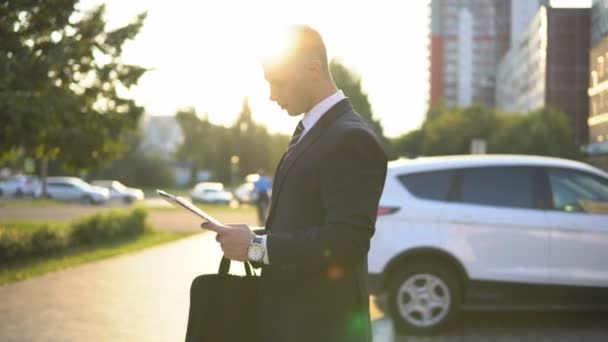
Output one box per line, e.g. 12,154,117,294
257,90,346,264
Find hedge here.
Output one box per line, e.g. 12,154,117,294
0,208,149,263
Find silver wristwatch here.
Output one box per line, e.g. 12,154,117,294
247,236,265,262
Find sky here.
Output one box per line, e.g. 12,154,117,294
79,0,431,138
80,0,591,138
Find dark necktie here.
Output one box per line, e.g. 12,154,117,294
287,121,305,152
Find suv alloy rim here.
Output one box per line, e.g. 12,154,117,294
397,273,451,327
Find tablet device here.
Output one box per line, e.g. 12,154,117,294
156,189,223,226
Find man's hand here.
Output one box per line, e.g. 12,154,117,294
201,222,254,262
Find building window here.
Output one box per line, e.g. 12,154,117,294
592,71,598,87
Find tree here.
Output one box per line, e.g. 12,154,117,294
0,1,148,176
390,104,581,160
392,129,424,159
174,99,290,185
175,108,213,184
421,105,499,155
89,131,175,188
489,107,581,159
330,60,388,150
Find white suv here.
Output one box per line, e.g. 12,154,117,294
368,155,608,333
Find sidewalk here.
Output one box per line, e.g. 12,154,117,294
0,233,222,342
0,231,393,342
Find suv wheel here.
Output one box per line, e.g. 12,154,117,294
387,263,461,334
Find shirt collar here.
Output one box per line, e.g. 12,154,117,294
300,90,346,134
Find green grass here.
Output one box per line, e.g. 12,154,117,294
0,198,65,208
141,186,190,198
0,220,69,232
0,229,192,286
141,202,257,215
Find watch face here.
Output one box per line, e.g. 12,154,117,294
248,244,264,262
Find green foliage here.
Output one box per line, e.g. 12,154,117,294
330,60,388,149
392,129,424,158
0,208,148,263
0,1,148,170
71,207,148,244
488,107,581,158
0,223,68,262
421,105,499,155
175,99,289,183
390,105,582,160
89,132,175,188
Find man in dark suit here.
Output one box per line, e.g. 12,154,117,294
201,25,387,342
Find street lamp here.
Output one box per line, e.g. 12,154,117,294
230,155,240,189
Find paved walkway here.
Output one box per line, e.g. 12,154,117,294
0,233,222,342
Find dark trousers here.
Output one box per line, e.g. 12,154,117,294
256,192,269,226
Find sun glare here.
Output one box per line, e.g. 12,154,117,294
82,0,430,138
255,27,296,68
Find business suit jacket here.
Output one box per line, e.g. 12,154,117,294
257,99,388,342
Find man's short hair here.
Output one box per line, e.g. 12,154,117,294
264,25,329,73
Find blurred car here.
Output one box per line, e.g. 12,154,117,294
368,155,608,334
190,182,233,204
91,180,144,204
0,175,40,197
234,182,256,203
33,177,110,204
234,173,274,204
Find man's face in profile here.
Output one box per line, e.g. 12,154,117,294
263,61,310,117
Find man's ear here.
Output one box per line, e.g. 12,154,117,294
308,59,324,79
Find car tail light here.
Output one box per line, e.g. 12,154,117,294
377,206,400,216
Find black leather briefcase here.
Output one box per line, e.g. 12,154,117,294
185,257,260,342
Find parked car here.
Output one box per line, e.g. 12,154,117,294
368,155,608,334
91,180,144,204
234,182,256,203
190,182,233,204
0,175,40,197
33,177,110,204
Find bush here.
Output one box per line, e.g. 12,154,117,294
0,208,150,263
0,229,31,262
30,225,69,255
0,224,68,263
70,208,149,245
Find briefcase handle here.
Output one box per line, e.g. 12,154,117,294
218,257,256,277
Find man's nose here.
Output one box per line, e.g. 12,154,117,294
269,88,278,103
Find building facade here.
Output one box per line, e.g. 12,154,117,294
429,0,510,107
496,6,590,146
588,0,608,153
510,0,543,47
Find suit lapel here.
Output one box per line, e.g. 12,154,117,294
266,99,353,229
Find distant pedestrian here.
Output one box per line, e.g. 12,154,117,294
253,169,272,226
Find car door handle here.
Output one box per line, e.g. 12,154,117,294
452,216,478,225
556,224,581,233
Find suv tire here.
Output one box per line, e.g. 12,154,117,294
387,262,461,334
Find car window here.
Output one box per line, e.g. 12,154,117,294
48,183,71,188
398,169,455,201
548,168,608,214
459,167,535,209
